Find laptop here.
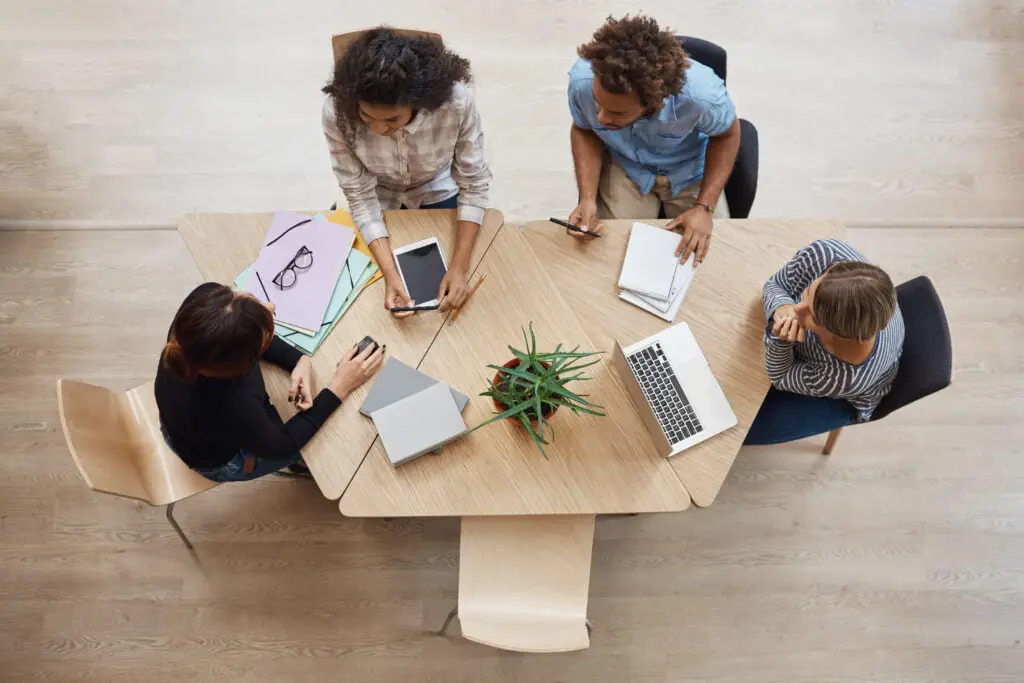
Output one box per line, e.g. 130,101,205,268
612,323,736,457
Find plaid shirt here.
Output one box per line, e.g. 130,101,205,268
322,83,491,244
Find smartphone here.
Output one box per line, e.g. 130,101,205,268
356,335,379,355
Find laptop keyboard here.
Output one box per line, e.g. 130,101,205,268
626,342,704,445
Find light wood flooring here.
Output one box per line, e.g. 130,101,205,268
1,0,1023,227
1,226,1022,681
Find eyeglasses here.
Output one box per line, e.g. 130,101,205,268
271,245,314,290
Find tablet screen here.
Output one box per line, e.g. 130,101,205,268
396,241,447,305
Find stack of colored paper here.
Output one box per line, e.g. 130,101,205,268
234,209,381,355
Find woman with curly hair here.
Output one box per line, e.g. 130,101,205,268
322,28,491,316
565,15,740,264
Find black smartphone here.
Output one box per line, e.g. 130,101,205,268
355,335,379,355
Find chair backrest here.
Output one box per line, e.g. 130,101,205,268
331,28,443,65
871,276,952,421
458,515,595,652
57,378,217,506
677,36,727,83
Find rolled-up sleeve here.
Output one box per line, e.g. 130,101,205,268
450,94,491,226
690,64,737,137
322,100,389,244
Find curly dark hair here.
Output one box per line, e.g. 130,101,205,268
323,28,472,143
578,15,689,112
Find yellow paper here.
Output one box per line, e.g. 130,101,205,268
326,208,383,288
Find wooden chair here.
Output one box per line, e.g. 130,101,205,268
823,276,953,454
439,515,596,652
56,378,218,549
331,28,442,65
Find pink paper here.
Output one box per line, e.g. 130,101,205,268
245,211,354,332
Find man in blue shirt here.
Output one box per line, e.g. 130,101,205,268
566,15,740,263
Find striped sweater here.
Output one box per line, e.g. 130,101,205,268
762,239,905,421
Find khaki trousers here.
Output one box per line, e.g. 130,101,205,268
596,158,729,220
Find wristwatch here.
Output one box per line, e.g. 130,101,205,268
695,200,715,214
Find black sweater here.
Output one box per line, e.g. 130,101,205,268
155,283,341,470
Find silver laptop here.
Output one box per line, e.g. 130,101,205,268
612,323,736,457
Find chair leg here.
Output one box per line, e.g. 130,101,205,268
165,502,193,550
439,606,458,636
822,427,844,455
586,619,594,636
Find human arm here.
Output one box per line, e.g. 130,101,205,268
668,67,740,263
762,241,838,323
442,91,491,310
567,124,605,237
566,75,604,237
234,344,386,461
322,101,389,247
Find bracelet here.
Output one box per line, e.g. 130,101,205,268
695,201,715,214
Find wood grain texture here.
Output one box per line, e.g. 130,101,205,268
524,218,846,506
176,209,502,499
2,226,1024,681
456,515,595,652
2,1,1023,228
57,379,217,506
339,227,691,516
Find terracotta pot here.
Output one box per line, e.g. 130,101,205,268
491,358,558,425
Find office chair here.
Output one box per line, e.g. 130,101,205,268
823,276,953,454
439,515,595,652
56,378,218,550
677,36,759,219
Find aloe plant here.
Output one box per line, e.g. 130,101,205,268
470,322,604,457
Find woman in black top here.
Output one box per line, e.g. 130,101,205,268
155,283,384,482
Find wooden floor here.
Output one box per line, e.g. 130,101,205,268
1,226,1022,681
1,0,1023,227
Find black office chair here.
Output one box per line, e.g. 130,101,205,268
677,36,759,218
823,276,953,454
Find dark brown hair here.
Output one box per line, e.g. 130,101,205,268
813,262,897,340
578,14,689,112
162,284,275,380
322,27,472,144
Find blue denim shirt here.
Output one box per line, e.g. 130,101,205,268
568,58,736,196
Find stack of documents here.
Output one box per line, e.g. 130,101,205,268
617,221,697,323
361,358,469,467
234,209,381,355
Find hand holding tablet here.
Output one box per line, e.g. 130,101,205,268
393,237,448,312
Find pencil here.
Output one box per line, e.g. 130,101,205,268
449,273,486,324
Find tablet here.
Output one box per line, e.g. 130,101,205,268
394,237,448,307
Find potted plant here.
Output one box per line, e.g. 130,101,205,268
470,323,604,457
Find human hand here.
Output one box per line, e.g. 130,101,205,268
329,342,386,400
668,206,714,263
438,267,469,312
773,304,797,326
288,356,315,410
567,199,602,239
384,276,415,319
772,315,807,343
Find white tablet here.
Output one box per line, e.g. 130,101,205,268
393,237,448,307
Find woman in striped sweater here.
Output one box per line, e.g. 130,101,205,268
744,239,905,445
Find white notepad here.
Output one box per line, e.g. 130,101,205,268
617,222,683,301
619,254,697,322
371,382,468,467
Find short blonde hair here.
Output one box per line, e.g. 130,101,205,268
813,262,896,340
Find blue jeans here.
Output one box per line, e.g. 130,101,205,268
402,193,459,210
193,450,304,483
743,388,859,445
161,425,302,483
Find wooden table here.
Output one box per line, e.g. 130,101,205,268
177,210,844,651
177,209,502,500
523,219,847,506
